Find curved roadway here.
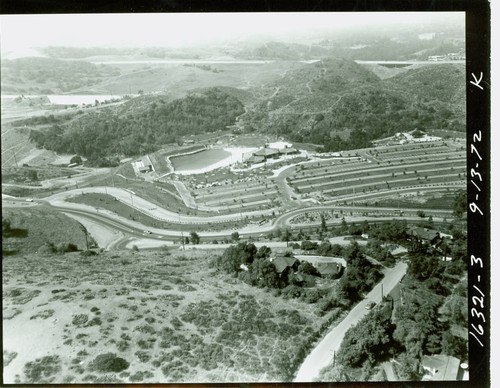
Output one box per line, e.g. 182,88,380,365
4,186,453,246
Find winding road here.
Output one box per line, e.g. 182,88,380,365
3,185,453,249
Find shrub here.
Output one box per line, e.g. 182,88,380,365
130,370,154,382
80,249,97,257
120,257,132,265
135,350,152,363
88,353,129,373
72,314,88,326
56,242,79,253
86,317,102,326
24,355,62,383
38,242,56,255
116,340,130,352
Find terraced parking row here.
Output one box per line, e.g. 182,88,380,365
203,190,279,207
375,146,463,161
285,142,465,203
189,178,282,213
322,173,463,197
288,148,463,182
291,158,463,186
195,183,277,201
192,179,268,196
369,140,460,154
289,161,370,180
380,151,465,164
327,181,465,203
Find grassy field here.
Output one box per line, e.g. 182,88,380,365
2,206,91,255
3,249,336,383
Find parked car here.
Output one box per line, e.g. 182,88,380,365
365,301,376,310
143,230,152,235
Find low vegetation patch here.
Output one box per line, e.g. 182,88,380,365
24,355,62,383
88,353,130,373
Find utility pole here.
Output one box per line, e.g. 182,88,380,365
179,214,185,251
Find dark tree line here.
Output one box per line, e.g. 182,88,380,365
29,88,244,166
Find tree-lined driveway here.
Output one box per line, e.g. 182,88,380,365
294,261,408,382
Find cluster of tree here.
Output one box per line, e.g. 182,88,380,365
11,113,75,128
365,219,409,244
393,220,467,373
337,303,395,368
29,88,244,166
364,239,396,267
214,242,323,301
322,219,468,380
337,242,383,304
183,64,223,73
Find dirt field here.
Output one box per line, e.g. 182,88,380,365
3,249,335,383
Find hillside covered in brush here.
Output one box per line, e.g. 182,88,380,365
1,57,120,94
241,59,465,151
29,88,244,165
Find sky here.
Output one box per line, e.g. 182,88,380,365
0,12,464,53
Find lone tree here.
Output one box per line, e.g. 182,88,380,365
190,231,200,245
231,231,240,242
453,189,467,218
70,155,83,165
321,213,327,232
2,217,11,236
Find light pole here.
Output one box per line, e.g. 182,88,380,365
179,214,185,251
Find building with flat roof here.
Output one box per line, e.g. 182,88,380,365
254,147,280,159
421,355,461,381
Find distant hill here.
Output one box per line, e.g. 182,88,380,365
235,41,330,60
235,34,464,61
1,57,120,95
241,58,465,151
386,63,466,109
